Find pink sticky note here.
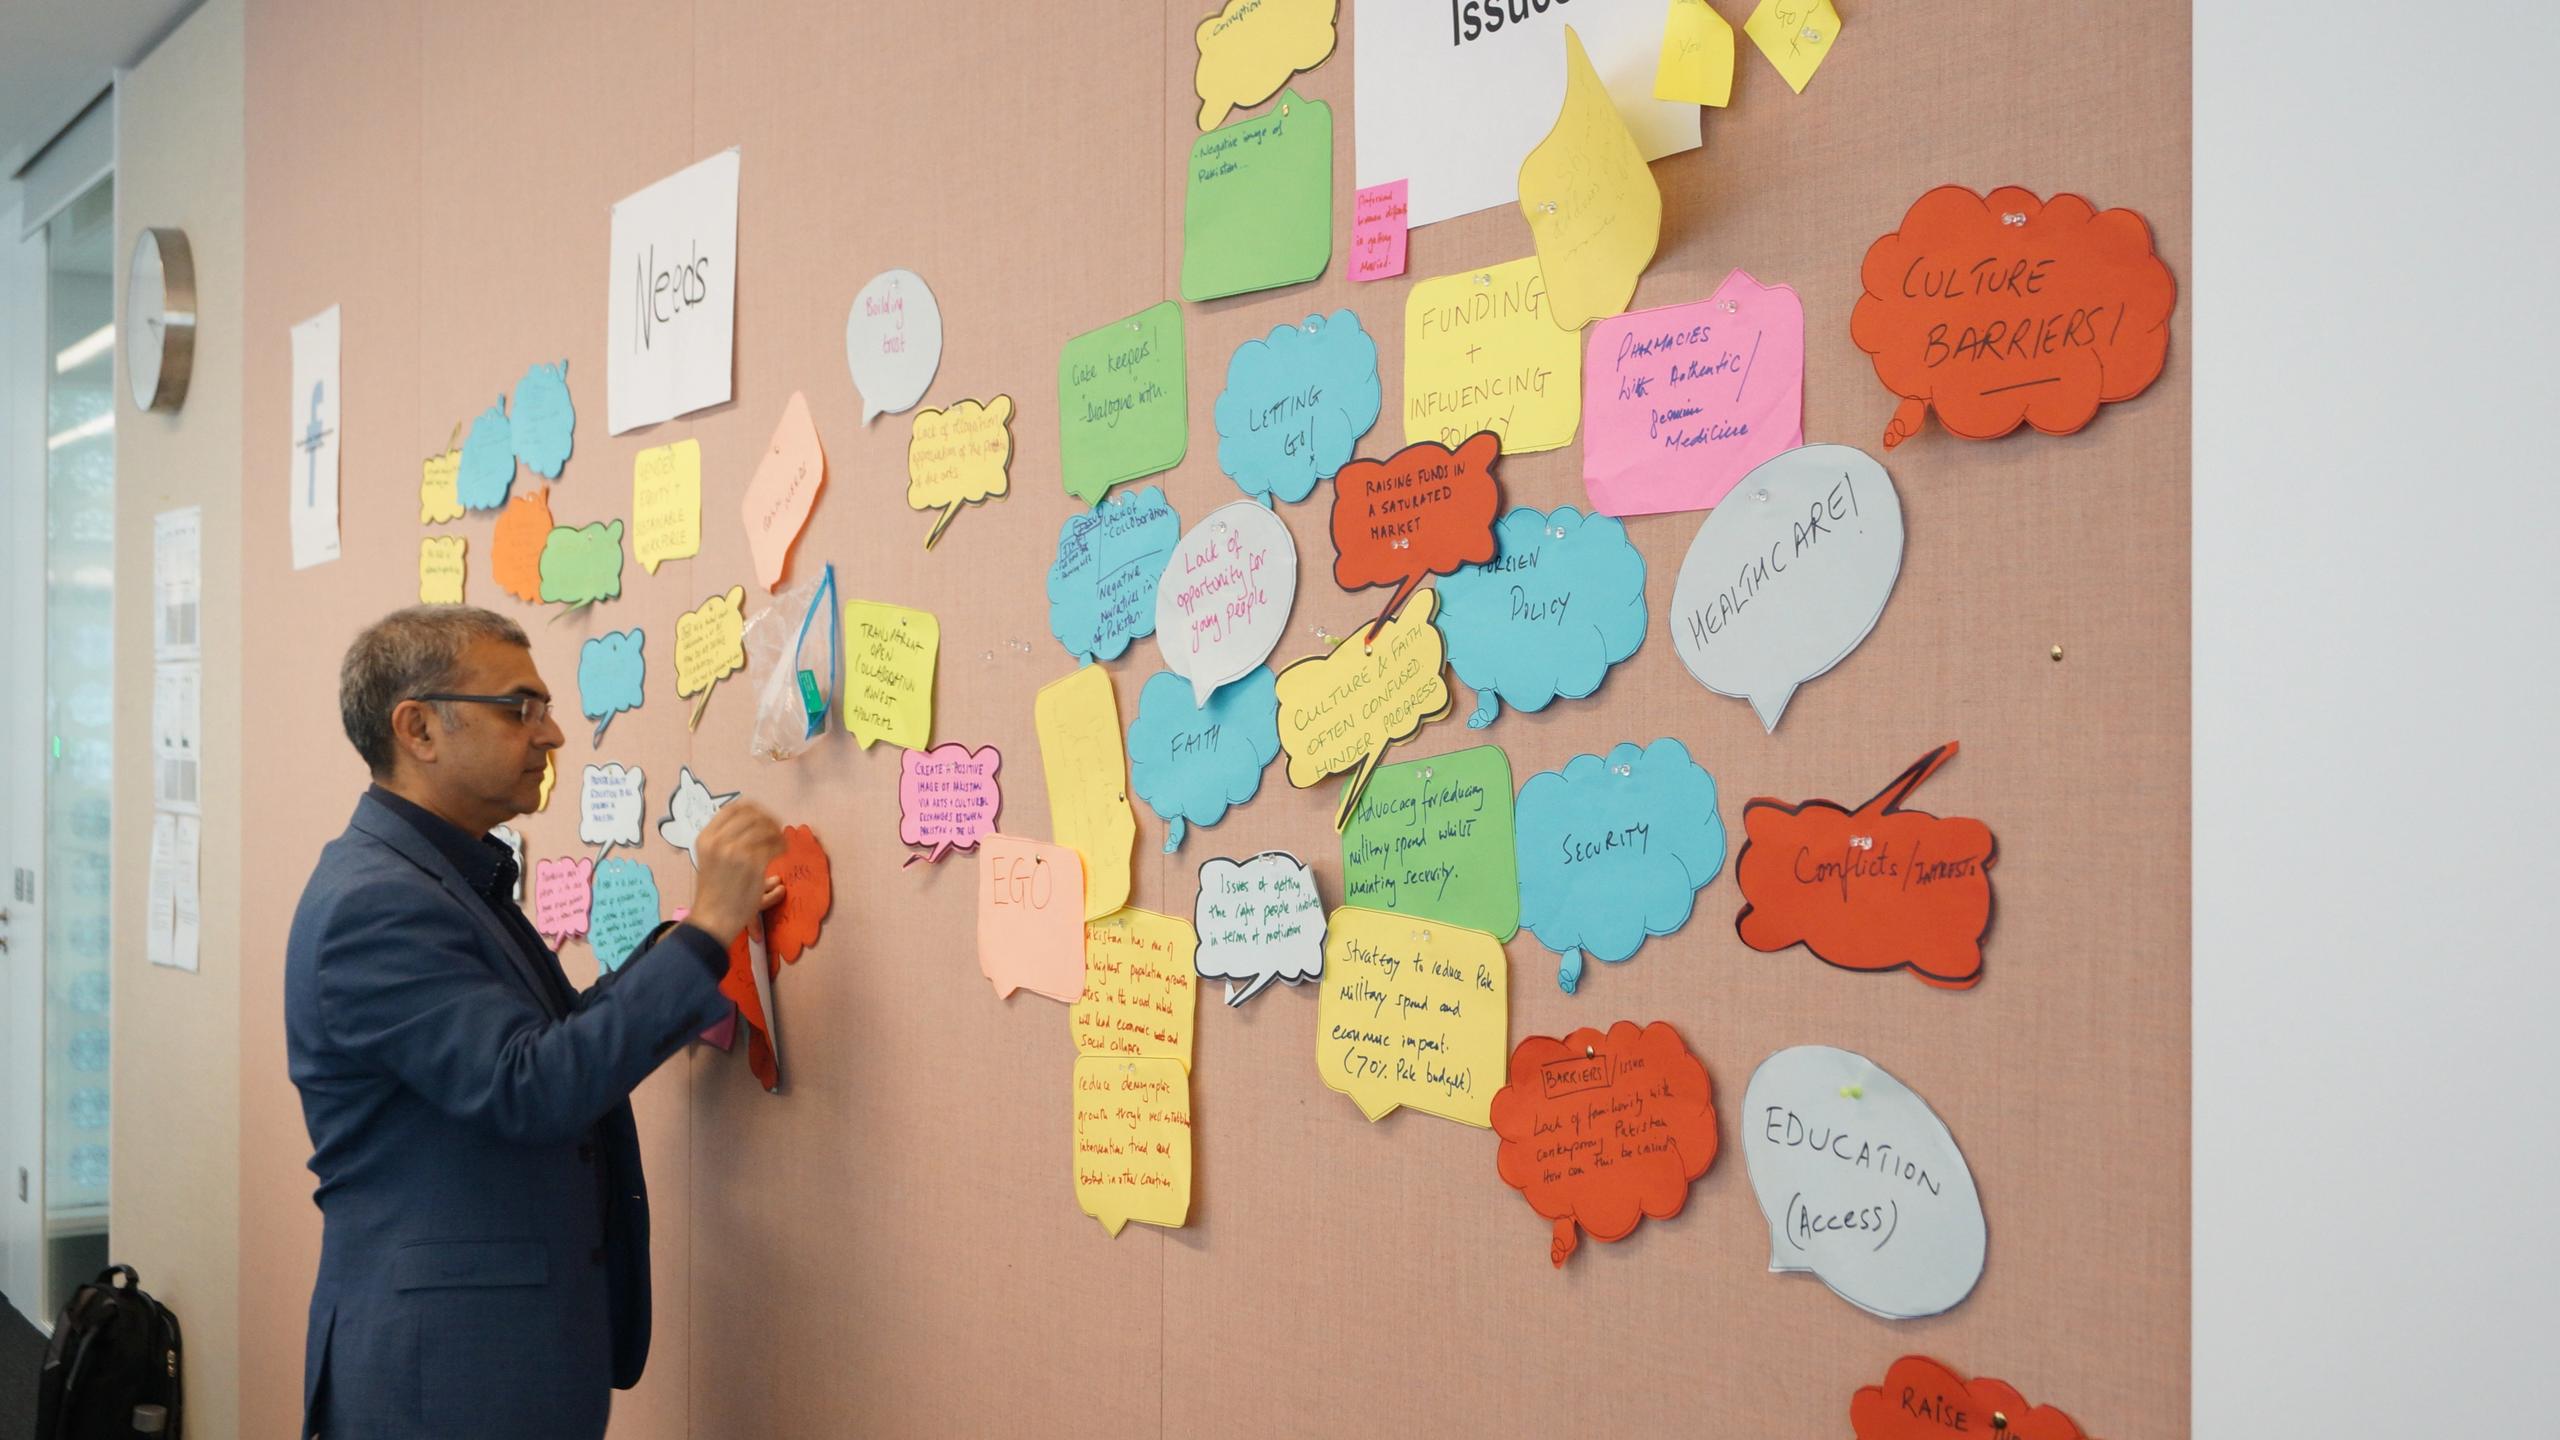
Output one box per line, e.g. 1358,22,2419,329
975,834,1086,1002
899,743,1004,865
1351,180,1409,283
742,390,827,590
1582,269,1806,516
533,855,595,943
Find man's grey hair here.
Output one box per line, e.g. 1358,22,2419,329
340,605,530,776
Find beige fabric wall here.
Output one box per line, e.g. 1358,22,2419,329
110,2,244,1435
235,2,2189,1436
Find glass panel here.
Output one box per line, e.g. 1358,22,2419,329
43,174,113,1307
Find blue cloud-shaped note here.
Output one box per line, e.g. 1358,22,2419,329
1514,737,1726,995
510,360,576,479
1047,486,1181,664
1128,665,1280,853
578,628,647,744
1211,310,1382,507
1437,506,1647,730
456,396,515,510
587,857,661,972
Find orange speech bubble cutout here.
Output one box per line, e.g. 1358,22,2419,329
765,824,833,964
491,485,554,603
1849,185,2176,450
1851,1355,2088,1440
1734,743,1996,989
1490,1020,1719,1267
1329,431,1501,638
717,925,781,1093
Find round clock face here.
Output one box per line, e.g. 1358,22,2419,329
125,228,194,413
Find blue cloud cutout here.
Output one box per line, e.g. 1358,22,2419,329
456,396,515,510
1047,485,1181,664
1514,737,1725,995
578,628,647,744
1437,505,1647,730
510,360,576,479
1212,310,1383,507
1127,666,1280,853
588,857,661,972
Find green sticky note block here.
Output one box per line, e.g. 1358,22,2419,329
537,520,626,606
1340,744,1520,941
1180,89,1334,303
1058,301,1188,505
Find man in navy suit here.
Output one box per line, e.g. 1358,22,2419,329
286,606,785,1438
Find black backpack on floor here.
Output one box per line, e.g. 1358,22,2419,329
34,1264,183,1438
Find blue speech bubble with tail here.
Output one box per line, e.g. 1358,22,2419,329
1127,666,1280,853
1212,310,1382,507
1436,505,1646,730
1514,737,1725,994
577,628,647,744
587,857,661,972
1047,486,1181,664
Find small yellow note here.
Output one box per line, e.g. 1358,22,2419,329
1656,0,1736,107
842,600,938,751
419,535,467,604
907,395,1014,549
1072,909,1199,1069
632,439,701,574
1192,0,1337,131
1034,666,1136,922
1519,27,1662,332
674,586,748,729
1315,906,1510,1127
537,752,555,812
421,435,463,525
1404,256,1584,454
1073,1056,1192,1236
1744,0,1841,94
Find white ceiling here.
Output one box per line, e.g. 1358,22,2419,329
0,0,202,182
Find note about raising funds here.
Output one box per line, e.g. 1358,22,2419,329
1405,258,1582,453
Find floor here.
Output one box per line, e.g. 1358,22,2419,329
0,1297,42,1440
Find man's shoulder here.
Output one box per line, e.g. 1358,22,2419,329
291,814,449,946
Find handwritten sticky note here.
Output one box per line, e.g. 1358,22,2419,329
1058,303,1187,504
1341,744,1518,940
509,360,575,478
577,762,646,861
1152,500,1297,705
1182,90,1333,302
1519,27,1662,331
1744,0,1841,93
976,834,1087,1002
743,391,825,590
898,744,1002,865
841,600,938,750
674,586,748,728
1128,666,1280,853
419,535,467,604
1655,0,1736,106
1350,181,1409,282
1490,1020,1720,1265
1853,1357,2091,1440
1212,311,1382,509
1193,851,1326,1005
846,268,944,423
491,486,552,603
632,439,701,574
1047,487,1180,665
421,433,464,524
538,520,624,607
577,628,647,743
1316,906,1509,1127
907,395,1014,548
456,397,515,510
1033,665,1136,921
1073,1056,1193,1236
1331,432,1502,635
1584,272,1807,515
656,764,736,864
1437,505,1647,729
1072,908,1200,1067
765,824,833,964
532,855,594,943
1405,257,1582,453
1272,587,1454,829
1515,737,1725,994
587,856,661,971
1735,744,1996,989
1192,0,1337,130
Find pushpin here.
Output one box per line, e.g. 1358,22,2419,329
2050,644,2065,662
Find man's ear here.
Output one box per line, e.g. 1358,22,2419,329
389,697,441,769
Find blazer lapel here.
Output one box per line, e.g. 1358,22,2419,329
348,794,567,1019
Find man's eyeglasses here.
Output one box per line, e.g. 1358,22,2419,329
413,692,552,727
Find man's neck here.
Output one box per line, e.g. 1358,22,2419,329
376,775,495,838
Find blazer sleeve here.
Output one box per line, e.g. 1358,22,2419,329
313,884,731,1145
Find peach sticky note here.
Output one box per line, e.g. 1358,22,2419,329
1351,180,1409,283
1518,26,1662,332
419,535,467,604
1033,665,1136,921
841,600,938,750
1070,908,1199,1068
632,438,701,574
1073,1055,1193,1236
976,834,1087,1002
1655,0,1736,107
1315,905,1509,1127
743,390,825,590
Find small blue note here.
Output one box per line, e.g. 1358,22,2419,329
1514,737,1725,995
578,628,647,744
456,397,515,510
1437,505,1647,730
587,857,661,972
1127,666,1280,853
1212,310,1383,507
1047,486,1181,664
510,360,576,479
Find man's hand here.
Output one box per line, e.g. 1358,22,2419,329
683,802,788,943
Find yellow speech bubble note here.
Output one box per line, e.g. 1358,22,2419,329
419,535,467,604
1404,257,1584,454
907,394,1014,549
1192,0,1338,131
842,600,939,751
1519,27,1662,332
1072,908,1200,1069
537,751,555,812
1316,906,1509,1126
1656,0,1736,107
674,585,748,730
1744,0,1842,94
632,438,701,574
1273,588,1454,829
1034,665,1137,921
421,430,463,524
1073,1056,1193,1236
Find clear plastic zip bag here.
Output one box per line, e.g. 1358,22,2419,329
743,561,839,762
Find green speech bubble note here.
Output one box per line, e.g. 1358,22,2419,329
539,520,625,606
1181,90,1332,302
1339,743,1520,941
1057,301,1187,505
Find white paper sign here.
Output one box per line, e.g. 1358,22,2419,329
1152,500,1298,706
845,268,944,423
1667,444,1904,732
151,663,201,816
153,507,202,660
1353,1,1701,230
1741,1045,1986,1320
1192,852,1326,1005
145,814,178,970
287,305,341,569
607,150,740,434
579,762,647,859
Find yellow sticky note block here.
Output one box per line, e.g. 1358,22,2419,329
1192,0,1338,131
1074,1056,1192,1236
419,535,467,604
674,586,748,729
1520,27,1662,332
1072,908,1200,1069
632,439,701,574
1316,906,1510,1127
421,438,463,524
842,600,938,751
907,395,1014,549
1656,0,1736,106
1404,257,1583,454
1272,588,1454,830
537,752,555,812
1744,0,1841,94
1033,665,1136,922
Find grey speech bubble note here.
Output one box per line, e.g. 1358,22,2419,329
578,762,647,860
1667,444,1904,731
1741,1045,1985,1320
1154,500,1299,707
1192,851,1326,1005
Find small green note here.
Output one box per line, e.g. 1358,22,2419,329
1339,743,1520,941
1181,89,1333,303
1057,301,1188,504
537,520,625,607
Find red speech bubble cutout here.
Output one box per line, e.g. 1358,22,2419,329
1330,430,1501,638
713,825,834,1092
1850,185,2176,450
1489,1020,1719,1267
1734,743,1996,989
1851,1355,2088,1440
717,927,779,1092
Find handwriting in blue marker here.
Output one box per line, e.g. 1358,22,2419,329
1212,310,1382,507
588,857,661,972
1047,485,1181,664
456,396,514,510
1437,505,1647,730
510,360,576,479
1127,666,1280,853
578,628,647,744
1514,737,1725,995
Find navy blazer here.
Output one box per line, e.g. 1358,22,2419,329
285,791,730,1439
